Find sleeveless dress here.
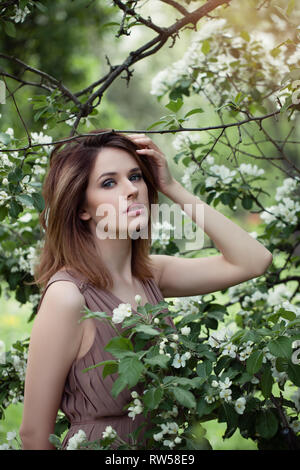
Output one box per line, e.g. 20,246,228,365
36,269,175,450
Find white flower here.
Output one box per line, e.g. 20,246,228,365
174,436,182,444
131,391,138,398
219,388,232,402
234,397,246,415
171,353,186,368
219,377,232,390
6,431,17,441
180,326,191,336
153,432,164,441
163,439,175,449
135,294,142,305
102,426,117,439
205,394,215,404
290,421,300,434
112,303,132,323
128,398,143,420
183,351,191,360
212,380,219,388
222,342,237,358
0,444,10,450
66,429,87,450
154,318,160,324
171,334,179,341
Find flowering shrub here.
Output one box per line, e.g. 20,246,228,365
0,0,300,452
42,287,300,451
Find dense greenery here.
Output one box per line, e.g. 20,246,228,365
0,0,299,450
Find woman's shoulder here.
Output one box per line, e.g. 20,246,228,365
41,268,86,309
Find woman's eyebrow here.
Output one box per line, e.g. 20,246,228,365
97,167,140,181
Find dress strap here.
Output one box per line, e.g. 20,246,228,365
36,270,89,314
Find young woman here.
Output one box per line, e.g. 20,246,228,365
19,130,272,450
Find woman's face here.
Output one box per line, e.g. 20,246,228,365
79,146,150,240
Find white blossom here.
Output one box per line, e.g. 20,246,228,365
171,353,186,368
66,429,87,450
180,326,191,336
128,398,143,420
102,426,117,439
112,303,132,324
219,388,232,402
234,397,246,415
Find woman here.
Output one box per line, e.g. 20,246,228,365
19,129,273,450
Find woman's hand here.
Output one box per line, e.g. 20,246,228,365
128,134,177,195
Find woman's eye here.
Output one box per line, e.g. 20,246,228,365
102,173,143,188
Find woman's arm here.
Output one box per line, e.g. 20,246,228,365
163,179,273,273
19,281,85,450
131,134,273,297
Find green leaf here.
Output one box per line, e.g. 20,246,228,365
256,409,278,439
134,324,160,336
4,21,16,38
146,120,166,130
286,0,295,16
8,199,23,219
242,196,253,210
104,337,134,358
261,366,273,398
196,398,217,418
165,98,183,113
103,362,118,379
48,434,62,449
0,205,8,221
219,402,238,438
196,360,213,379
15,194,34,207
111,376,128,398
143,387,163,410
287,361,300,386
172,387,196,409
267,337,292,360
118,356,144,387
246,350,264,375
201,39,210,55
31,192,45,212
144,354,170,369
184,108,204,118
240,31,250,42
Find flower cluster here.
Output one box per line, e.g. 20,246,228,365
153,421,183,449
260,177,300,229
151,221,176,249
0,431,20,450
128,392,144,420
66,430,87,450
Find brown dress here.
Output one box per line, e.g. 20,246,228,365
36,269,175,450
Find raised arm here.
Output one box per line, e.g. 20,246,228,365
19,281,86,450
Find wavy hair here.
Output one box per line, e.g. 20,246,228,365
32,129,159,291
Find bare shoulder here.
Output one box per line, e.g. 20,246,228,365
39,280,86,318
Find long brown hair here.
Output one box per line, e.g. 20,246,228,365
32,129,159,291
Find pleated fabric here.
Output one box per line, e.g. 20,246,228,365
37,269,174,450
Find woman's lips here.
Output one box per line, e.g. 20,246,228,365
126,203,145,213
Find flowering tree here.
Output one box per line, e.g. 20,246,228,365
0,0,300,450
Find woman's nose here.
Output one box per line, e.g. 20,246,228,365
124,178,139,196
